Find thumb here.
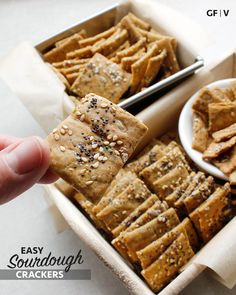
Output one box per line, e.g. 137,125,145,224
0,136,50,204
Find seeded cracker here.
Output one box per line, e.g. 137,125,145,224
127,141,165,175
141,233,194,293
152,164,189,199
165,172,196,207
71,53,131,103
136,217,197,269
190,183,230,242
47,93,147,203
112,200,168,261
112,194,159,237
93,170,137,215
123,208,180,261
96,178,152,231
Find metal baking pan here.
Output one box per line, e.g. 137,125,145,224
35,3,204,110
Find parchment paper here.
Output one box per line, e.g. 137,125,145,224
0,0,235,292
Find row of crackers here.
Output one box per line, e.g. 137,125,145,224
43,13,179,103
57,135,231,292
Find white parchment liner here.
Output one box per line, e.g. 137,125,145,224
0,0,235,293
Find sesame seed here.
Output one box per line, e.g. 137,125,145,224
92,162,99,168
81,157,88,162
80,169,86,174
90,136,94,141
121,152,128,163
53,128,57,134
92,143,98,149
54,134,60,141
113,135,118,141
104,141,109,146
68,168,74,172
98,156,104,161
103,156,108,161
101,103,108,108
114,150,120,156
60,146,66,152
62,124,68,129
75,111,81,116
60,128,66,135
68,130,73,136
110,142,116,147
117,140,123,145
99,147,103,152
86,181,93,185
80,114,85,122
107,134,112,140
94,153,100,159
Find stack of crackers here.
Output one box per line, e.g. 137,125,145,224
192,81,236,184
50,109,231,292
43,13,180,104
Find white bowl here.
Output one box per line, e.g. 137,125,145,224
179,78,236,181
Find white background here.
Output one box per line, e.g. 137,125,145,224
0,0,235,294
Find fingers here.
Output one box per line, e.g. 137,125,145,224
0,135,22,151
0,136,50,204
39,169,58,184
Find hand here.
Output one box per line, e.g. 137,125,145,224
0,135,58,205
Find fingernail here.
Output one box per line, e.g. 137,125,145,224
4,137,44,174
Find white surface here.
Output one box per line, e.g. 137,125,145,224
179,78,236,181
0,0,236,294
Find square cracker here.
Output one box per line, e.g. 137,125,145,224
93,170,137,215
192,88,230,121
137,217,197,269
127,141,165,175
190,183,230,242
141,232,194,293
112,200,168,261
212,146,236,175
208,102,236,132
165,172,196,207
71,53,131,103
96,178,152,231
123,208,180,262
112,194,159,237
183,176,215,214
47,93,147,203
140,143,190,190
152,164,189,199
44,33,82,63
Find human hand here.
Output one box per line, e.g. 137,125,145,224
0,135,58,205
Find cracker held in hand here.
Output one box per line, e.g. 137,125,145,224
47,93,148,203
